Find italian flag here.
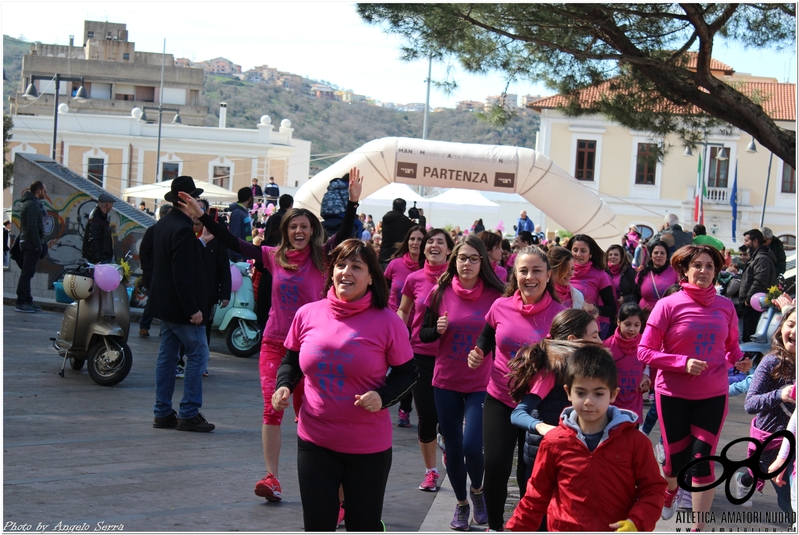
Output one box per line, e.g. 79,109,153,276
694,152,705,224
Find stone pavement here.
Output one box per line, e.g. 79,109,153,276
3,300,795,532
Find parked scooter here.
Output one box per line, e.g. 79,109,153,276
211,261,261,358
51,259,133,386
739,271,796,359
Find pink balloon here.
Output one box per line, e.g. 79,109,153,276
94,264,120,292
266,203,275,216
230,264,243,292
750,292,767,312
496,221,505,232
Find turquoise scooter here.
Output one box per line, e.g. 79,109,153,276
211,261,261,357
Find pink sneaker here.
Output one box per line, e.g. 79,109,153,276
419,470,439,492
254,472,282,502
338,502,345,526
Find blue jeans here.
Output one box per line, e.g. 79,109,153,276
16,241,40,305
434,388,485,501
153,320,209,419
642,398,659,435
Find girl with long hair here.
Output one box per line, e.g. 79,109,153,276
182,169,363,503
479,230,508,283
547,246,584,309
466,245,566,531
635,240,679,311
273,239,417,531
397,228,455,492
419,236,504,530
638,245,749,530
737,306,796,513
603,303,650,423
566,234,617,338
606,244,638,305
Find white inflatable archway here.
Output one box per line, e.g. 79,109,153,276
295,137,621,246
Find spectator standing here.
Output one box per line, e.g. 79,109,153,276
14,181,47,313
624,225,642,256
139,204,173,337
378,198,415,269
472,219,485,235
264,176,280,205
195,199,232,345
151,176,214,432
139,201,154,216
228,187,254,262
82,193,115,264
533,225,545,244
692,224,724,251
251,178,263,198
4,219,12,269
606,244,638,305
648,214,693,256
740,229,778,341
365,214,376,233
515,210,535,236
761,226,787,275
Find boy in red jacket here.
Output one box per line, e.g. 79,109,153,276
506,345,666,532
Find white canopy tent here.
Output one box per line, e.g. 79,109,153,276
295,137,620,246
122,179,238,201
361,182,431,210
426,189,500,213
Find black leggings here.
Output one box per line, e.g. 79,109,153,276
297,437,391,531
412,354,438,443
483,393,527,531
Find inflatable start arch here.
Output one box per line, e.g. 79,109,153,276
295,137,621,245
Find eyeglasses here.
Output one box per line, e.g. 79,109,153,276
456,254,482,264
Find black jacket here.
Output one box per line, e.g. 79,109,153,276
140,226,154,289
83,206,114,264
740,246,778,307
768,237,787,275
614,265,639,304
149,209,206,324
200,236,232,313
378,210,415,263
18,191,44,249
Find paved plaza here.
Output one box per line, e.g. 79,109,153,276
2,300,794,532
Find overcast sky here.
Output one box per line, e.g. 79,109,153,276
3,1,796,108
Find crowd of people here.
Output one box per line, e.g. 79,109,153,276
11,173,796,531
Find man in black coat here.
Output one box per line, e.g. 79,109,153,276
138,204,172,337
150,176,215,433
83,193,116,264
378,198,415,269
740,228,778,341
15,181,47,313
761,226,787,275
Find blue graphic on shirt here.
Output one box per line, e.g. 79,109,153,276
450,328,475,360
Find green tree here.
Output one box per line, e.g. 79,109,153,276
357,3,796,167
4,114,13,190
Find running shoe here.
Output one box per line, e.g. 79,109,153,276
175,365,185,379
397,409,411,427
338,502,345,527
438,433,447,466
419,470,439,492
661,487,679,520
470,489,488,525
676,488,693,510
451,503,471,531
654,442,665,465
733,471,753,506
254,472,282,502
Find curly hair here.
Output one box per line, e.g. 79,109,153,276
769,306,796,381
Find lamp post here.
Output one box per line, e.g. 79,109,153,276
137,105,182,182
23,74,89,161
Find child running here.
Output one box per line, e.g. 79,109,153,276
603,303,650,423
506,345,666,532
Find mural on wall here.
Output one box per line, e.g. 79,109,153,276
11,190,146,295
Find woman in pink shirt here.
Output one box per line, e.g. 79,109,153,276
638,245,746,530
547,246,584,309
635,240,680,311
397,228,455,492
566,234,616,339
419,236,504,530
478,230,508,283
273,239,417,531
467,245,565,531
186,170,363,503
384,225,425,428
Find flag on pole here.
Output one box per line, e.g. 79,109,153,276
693,151,705,224
730,157,738,242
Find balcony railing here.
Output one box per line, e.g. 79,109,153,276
705,187,729,203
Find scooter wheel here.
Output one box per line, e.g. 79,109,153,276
225,319,261,358
69,358,85,371
87,341,133,386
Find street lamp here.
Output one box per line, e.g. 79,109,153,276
23,74,89,161
138,105,182,182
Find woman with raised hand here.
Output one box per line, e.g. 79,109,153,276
566,234,616,339
419,235,504,530
547,246,584,309
384,225,425,428
467,245,565,531
273,239,417,531
638,245,749,530
179,168,363,504
397,228,455,493
478,230,508,283
635,240,680,312
606,243,639,306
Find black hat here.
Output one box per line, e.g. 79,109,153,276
98,193,116,203
165,176,203,203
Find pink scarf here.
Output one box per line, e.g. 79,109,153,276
424,260,448,284
680,281,716,307
403,252,420,271
326,286,373,319
612,328,641,356
285,246,311,270
608,263,622,276
573,261,592,279
513,289,553,316
452,276,484,301
554,282,572,305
